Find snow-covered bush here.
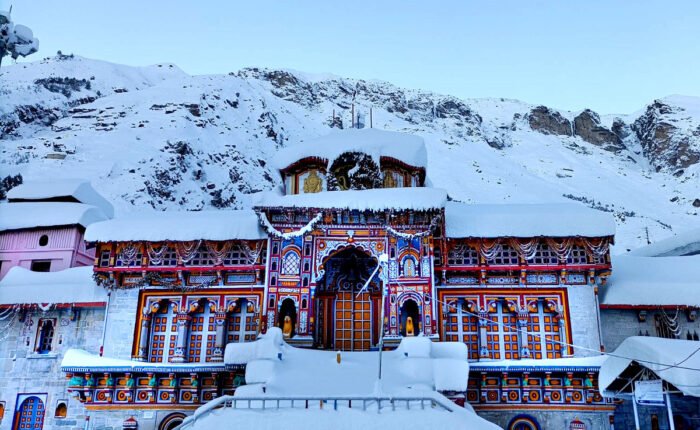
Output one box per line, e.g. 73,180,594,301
0,10,39,67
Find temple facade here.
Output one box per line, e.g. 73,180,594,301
42,129,627,430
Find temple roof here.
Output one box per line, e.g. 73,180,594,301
600,255,700,307
274,129,427,172
8,179,114,218
445,201,616,238
0,202,109,232
0,266,107,306
627,227,700,257
255,187,447,212
85,209,267,242
61,349,225,373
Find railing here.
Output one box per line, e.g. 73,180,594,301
177,394,457,429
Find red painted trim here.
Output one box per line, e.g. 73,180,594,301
0,302,106,309
439,264,610,272
95,265,265,273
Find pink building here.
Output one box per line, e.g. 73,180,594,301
0,179,113,279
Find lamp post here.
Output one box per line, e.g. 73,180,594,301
356,253,389,393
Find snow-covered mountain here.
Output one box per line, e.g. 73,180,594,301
1,54,699,251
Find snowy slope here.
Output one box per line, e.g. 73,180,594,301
1,55,699,251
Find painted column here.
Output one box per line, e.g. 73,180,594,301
211,311,227,362
558,314,570,356
135,307,152,361
478,310,490,359
172,313,192,363
518,310,531,358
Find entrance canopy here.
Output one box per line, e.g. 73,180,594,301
599,336,700,398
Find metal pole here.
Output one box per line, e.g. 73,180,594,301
631,397,641,430
378,281,385,381
666,392,675,430
376,255,388,384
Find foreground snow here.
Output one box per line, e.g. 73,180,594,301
184,403,499,430
184,329,501,429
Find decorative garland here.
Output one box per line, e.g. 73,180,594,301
257,211,324,240
386,215,440,239
146,243,170,265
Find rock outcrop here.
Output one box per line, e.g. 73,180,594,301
527,106,572,136
632,100,700,170
573,109,625,152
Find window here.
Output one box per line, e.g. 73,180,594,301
54,402,67,418
227,299,257,343
528,301,563,359
444,301,479,360
98,250,111,267
566,246,588,265
30,260,51,272
528,244,558,265
486,302,519,360
447,246,479,266
149,302,177,363
184,246,215,266
38,235,49,247
188,302,216,363
115,252,143,267
149,247,178,267
487,245,519,266
224,248,247,265
36,319,55,354
402,256,417,277
281,250,301,276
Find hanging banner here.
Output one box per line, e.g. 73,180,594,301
634,380,665,406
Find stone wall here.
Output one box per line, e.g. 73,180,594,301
566,285,603,357
0,307,104,430
600,309,700,352
86,408,192,430
477,408,612,430
101,289,140,360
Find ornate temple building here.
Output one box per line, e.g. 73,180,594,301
45,129,625,430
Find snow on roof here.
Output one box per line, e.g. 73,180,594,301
7,179,114,218
627,227,700,257
0,266,107,305
0,202,108,232
61,349,224,372
600,255,700,307
273,129,427,171
470,355,607,372
445,201,616,238
255,187,447,211
85,209,266,242
599,336,700,397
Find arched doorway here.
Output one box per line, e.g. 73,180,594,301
400,299,421,336
315,247,380,351
13,396,45,430
507,414,540,430
158,412,186,430
279,298,297,338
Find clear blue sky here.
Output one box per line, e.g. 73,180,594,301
5,0,700,114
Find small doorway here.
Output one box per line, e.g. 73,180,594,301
400,299,421,336
279,298,297,338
